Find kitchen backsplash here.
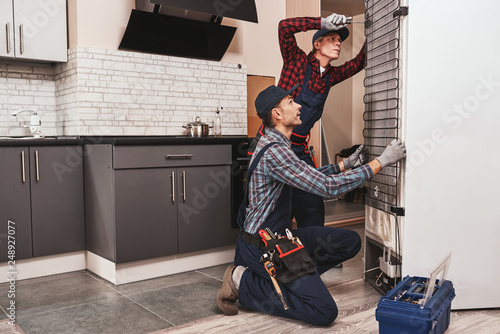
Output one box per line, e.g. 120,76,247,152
0,47,248,137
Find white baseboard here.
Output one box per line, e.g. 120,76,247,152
87,247,235,285
1,247,235,285
0,251,86,283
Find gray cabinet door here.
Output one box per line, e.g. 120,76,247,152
30,146,85,257
114,168,178,263
0,147,32,261
177,165,232,253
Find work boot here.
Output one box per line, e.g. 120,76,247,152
217,265,239,315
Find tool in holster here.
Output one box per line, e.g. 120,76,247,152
262,255,289,310
308,145,318,168
259,229,272,241
285,228,303,246
265,227,276,239
309,146,315,158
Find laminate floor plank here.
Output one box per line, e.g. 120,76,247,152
447,309,500,333
151,278,381,334
150,276,500,334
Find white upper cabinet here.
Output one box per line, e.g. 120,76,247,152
0,0,15,58
0,0,67,62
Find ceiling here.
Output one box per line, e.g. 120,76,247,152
321,0,365,16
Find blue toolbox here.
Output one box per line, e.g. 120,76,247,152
376,254,455,334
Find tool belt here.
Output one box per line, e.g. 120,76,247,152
239,230,265,248
260,232,316,284
242,228,315,283
240,229,316,284
240,228,316,310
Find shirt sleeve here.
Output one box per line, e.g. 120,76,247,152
265,144,373,198
329,41,366,85
278,17,322,63
316,162,342,175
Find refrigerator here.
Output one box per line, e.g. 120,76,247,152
362,0,500,309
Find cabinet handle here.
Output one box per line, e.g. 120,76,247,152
171,171,175,202
182,170,186,201
21,150,26,183
165,154,193,159
5,23,10,54
19,24,24,54
35,150,40,181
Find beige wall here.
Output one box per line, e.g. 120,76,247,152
287,0,322,163
351,13,366,146
322,12,365,162
67,0,285,82
223,0,286,81
67,0,135,50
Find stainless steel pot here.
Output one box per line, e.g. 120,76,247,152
183,116,211,137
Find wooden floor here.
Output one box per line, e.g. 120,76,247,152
151,277,500,334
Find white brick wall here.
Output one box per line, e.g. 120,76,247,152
0,47,248,137
0,63,58,137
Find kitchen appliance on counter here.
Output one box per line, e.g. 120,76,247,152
182,116,211,137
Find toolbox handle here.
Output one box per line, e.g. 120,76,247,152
422,252,452,308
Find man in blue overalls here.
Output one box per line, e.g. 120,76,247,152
217,85,406,325
248,14,367,229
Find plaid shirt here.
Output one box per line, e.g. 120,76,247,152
244,128,373,233
277,17,366,97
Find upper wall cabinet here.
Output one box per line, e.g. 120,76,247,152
0,0,67,63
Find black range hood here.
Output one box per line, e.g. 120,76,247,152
119,10,237,61
119,0,258,61
150,0,258,24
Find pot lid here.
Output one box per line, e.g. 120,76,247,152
186,116,209,126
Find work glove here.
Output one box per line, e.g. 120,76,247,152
343,145,369,170
376,139,406,169
323,13,348,30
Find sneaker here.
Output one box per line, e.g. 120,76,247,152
217,265,239,315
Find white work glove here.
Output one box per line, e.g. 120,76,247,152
376,139,406,169
323,13,348,30
343,145,369,170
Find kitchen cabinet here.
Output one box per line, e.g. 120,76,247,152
0,147,33,261
0,145,85,262
85,144,234,263
0,0,67,62
114,168,178,262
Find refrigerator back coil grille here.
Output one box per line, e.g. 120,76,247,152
363,0,403,213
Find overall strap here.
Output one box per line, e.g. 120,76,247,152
303,62,331,92
246,142,278,182
236,141,279,235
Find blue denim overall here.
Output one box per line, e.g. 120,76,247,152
291,64,331,227
233,142,361,326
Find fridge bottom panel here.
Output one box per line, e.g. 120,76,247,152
365,205,399,251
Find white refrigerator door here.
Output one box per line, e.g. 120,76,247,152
403,0,500,309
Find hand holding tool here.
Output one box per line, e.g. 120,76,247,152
324,13,347,30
